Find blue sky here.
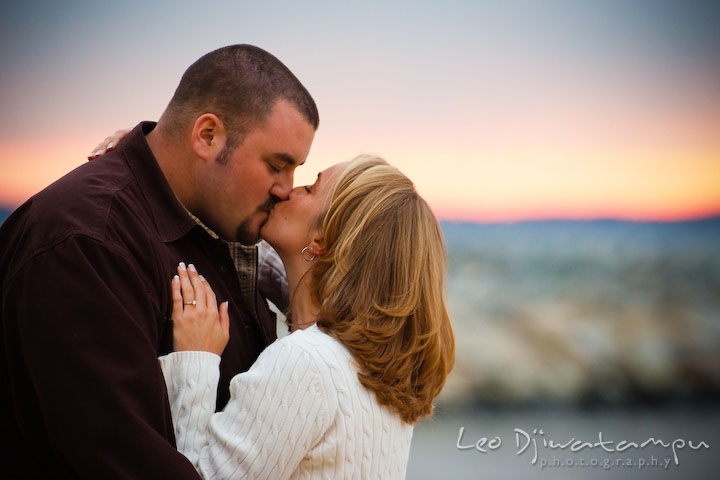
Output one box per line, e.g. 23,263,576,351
1,0,719,220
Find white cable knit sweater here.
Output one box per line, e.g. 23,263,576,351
159,324,413,479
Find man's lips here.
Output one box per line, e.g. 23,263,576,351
260,206,274,223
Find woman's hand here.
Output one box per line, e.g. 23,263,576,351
87,128,131,160
171,262,230,355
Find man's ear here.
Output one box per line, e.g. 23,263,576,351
190,114,226,162
308,232,327,257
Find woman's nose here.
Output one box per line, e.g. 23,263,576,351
288,186,304,199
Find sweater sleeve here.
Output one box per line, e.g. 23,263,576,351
161,338,336,480
158,350,221,467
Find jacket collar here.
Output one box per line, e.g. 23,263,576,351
120,122,197,243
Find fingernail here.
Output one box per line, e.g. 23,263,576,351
188,264,197,272
173,275,179,283
179,262,186,270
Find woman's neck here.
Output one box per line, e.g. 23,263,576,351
283,253,319,332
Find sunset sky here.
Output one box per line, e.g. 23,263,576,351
1,0,719,222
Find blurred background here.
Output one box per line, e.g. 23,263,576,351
2,1,719,478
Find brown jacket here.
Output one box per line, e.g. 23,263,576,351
0,122,276,479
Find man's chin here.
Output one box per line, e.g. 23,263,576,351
236,235,261,246
235,223,262,245
235,213,271,245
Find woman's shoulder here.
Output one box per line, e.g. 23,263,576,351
275,324,351,367
240,325,348,413
232,326,343,398
251,325,352,387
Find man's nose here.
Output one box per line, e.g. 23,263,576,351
271,177,293,201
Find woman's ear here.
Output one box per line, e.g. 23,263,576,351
191,113,226,162
308,232,327,257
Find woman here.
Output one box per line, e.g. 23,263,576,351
92,137,454,477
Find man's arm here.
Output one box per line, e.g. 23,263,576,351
6,235,200,479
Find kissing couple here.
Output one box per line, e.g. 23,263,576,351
0,44,454,479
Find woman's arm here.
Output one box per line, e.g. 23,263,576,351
164,340,334,479
158,262,229,470
160,264,336,479
159,350,221,472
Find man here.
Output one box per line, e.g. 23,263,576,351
0,44,317,479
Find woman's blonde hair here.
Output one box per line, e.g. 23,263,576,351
312,155,455,424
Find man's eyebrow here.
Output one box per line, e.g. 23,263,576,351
269,152,300,166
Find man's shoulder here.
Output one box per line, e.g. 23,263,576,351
1,153,154,264
57,153,149,221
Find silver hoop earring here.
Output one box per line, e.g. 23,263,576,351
301,246,316,262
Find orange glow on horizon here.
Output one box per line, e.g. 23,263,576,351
0,139,87,208
2,137,719,224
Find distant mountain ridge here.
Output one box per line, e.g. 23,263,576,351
440,215,720,228
2,203,719,228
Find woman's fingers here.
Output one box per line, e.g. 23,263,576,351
219,301,230,341
88,150,102,160
171,275,183,321
186,264,206,313
88,137,114,160
175,263,214,313
87,128,131,160
170,262,229,355
204,279,228,350
202,276,217,312
177,262,195,307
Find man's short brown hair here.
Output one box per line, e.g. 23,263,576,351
160,44,319,149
